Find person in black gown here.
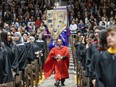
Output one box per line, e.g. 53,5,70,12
0,33,13,84
35,34,45,68
23,32,35,64
86,33,96,77
74,35,86,69
90,30,107,87
86,32,99,87
12,32,27,75
29,36,39,59
96,25,116,87
1,31,15,68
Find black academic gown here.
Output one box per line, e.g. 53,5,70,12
90,47,107,80
35,34,47,50
86,43,97,77
32,42,39,59
74,41,82,61
0,47,13,84
25,42,35,64
90,49,100,80
12,43,27,74
75,41,86,69
35,40,45,52
35,40,45,67
96,51,116,87
2,42,15,68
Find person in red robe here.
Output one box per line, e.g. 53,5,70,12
35,17,42,28
43,39,70,86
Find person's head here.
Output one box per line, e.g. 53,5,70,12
79,20,83,24
98,30,107,48
79,34,84,41
41,21,44,26
30,32,36,37
106,25,116,48
6,32,12,42
94,27,100,38
23,32,29,42
4,23,9,29
101,17,105,21
37,28,41,34
16,18,19,22
71,21,75,25
14,32,22,42
37,16,40,20
29,36,35,44
110,17,113,21
1,31,12,45
94,18,97,22
88,33,94,43
38,34,42,40
57,39,62,46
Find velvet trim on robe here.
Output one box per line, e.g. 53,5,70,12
43,46,70,80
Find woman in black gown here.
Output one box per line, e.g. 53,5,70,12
90,30,107,87
0,33,13,84
1,31,15,68
12,32,27,75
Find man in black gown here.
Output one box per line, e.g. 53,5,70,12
96,25,116,87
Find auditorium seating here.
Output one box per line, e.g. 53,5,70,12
71,40,89,87
0,81,14,87
15,71,23,87
31,60,39,87
76,61,88,87
0,57,43,87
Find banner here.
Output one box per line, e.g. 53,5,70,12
47,6,67,39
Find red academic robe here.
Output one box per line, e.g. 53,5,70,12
43,46,70,80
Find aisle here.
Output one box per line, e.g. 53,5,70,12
39,47,76,87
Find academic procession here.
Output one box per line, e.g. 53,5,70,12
0,0,116,87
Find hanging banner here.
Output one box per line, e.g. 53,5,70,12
47,6,67,39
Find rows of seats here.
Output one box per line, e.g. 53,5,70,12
70,35,89,87
0,58,43,87
76,61,88,87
